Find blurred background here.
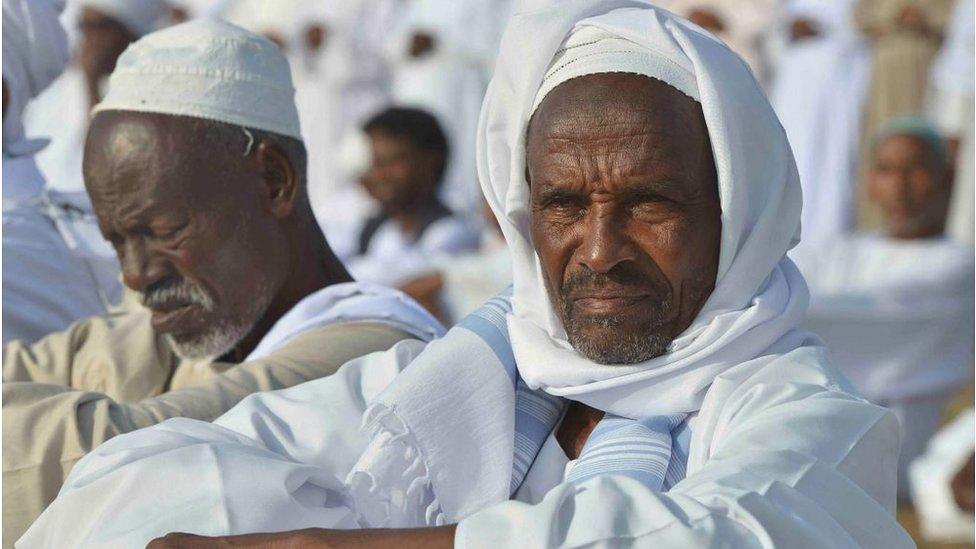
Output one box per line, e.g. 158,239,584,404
11,0,976,545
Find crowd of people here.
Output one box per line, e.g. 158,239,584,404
2,0,973,547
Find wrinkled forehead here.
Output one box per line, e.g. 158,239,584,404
84,111,244,208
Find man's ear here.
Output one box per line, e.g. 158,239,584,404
255,140,297,219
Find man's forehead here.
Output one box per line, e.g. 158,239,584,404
529,73,705,143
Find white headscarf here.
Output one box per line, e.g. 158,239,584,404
2,0,69,156
478,0,809,418
81,0,167,37
93,18,302,140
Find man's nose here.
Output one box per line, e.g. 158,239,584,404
119,238,168,293
577,208,636,274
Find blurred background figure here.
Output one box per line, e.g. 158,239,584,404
854,0,956,229
909,408,975,545
24,0,168,196
657,0,778,85
3,0,122,344
927,0,975,244
400,200,512,324
343,107,480,299
384,0,513,224
769,0,870,253
798,117,974,500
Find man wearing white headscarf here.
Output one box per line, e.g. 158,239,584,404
768,0,870,252
2,0,122,347
4,18,445,544
23,3,910,548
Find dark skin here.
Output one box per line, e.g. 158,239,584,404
790,18,821,41
77,6,135,109
85,111,351,362
148,73,721,548
361,129,444,235
868,133,951,240
408,32,437,58
305,24,328,52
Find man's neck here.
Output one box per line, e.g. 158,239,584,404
390,198,441,236
556,401,605,460
223,228,353,363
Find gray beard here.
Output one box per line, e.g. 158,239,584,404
164,279,276,361
565,315,673,365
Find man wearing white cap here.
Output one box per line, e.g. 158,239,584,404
4,18,444,543
23,2,910,548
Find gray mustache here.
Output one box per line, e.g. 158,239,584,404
141,278,213,311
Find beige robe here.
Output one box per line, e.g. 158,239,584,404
2,309,413,546
855,0,955,228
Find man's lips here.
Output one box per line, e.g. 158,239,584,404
149,302,199,333
569,292,654,314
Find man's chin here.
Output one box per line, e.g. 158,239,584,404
567,322,671,365
166,325,248,361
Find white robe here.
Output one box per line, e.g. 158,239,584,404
344,215,480,288
2,153,121,345
21,336,910,548
768,0,870,252
22,67,89,196
796,234,975,496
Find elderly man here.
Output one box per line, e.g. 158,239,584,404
23,3,911,548
4,18,443,544
797,116,975,500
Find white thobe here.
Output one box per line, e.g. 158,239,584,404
2,153,121,345
927,0,975,244
768,0,870,253
21,338,911,547
22,67,88,195
345,215,480,288
386,0,512,222
796,234,975,496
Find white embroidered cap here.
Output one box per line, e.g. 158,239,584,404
92,17,303,140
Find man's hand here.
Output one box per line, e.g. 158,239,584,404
408,32,437,58
687,8,726,34
147,526,457,548
790,18,821,42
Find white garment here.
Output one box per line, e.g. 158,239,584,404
94,18,303,140
768,0,870,252
655,0,778,83
798,234,975,402
387,0,512,222
23,3,909,548
909,409,976,543
928,0,975,244
2,0,69,156
246,282,444,360
22,68,88,194
437,233,512,319
2,156,121,345
20,333,908,547
345,215,480,288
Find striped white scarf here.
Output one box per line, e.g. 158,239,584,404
346,289,688,528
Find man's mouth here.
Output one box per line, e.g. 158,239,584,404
570,291,654,315
149,302,200,333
